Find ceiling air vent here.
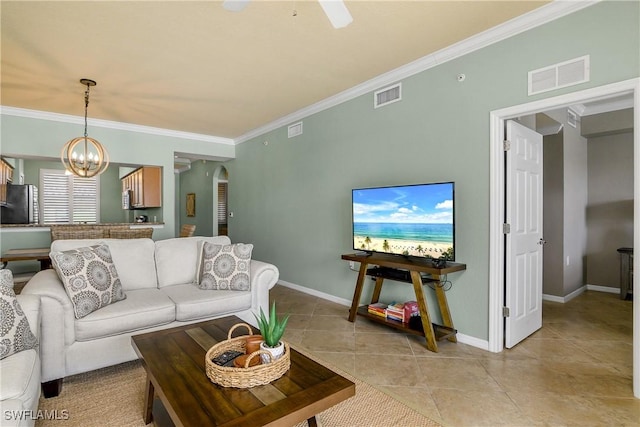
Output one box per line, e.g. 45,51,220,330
288,121,303,138
528,55,590,96
374,83,402,108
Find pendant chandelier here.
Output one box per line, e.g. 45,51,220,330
61,79,109,178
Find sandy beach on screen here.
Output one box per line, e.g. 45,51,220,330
353,236,451,258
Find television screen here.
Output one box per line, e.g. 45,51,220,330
352,182,455,261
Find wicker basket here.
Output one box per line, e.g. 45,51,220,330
205,323,290,388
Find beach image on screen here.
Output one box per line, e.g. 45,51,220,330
352,183,454,259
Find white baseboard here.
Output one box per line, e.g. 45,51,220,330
277,280,353,307
586,284,619,294
276,280,490,352
543,283,620,303
457,333,490,351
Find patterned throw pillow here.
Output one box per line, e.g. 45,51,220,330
0,269,13,288
0,271,38,360
50,244,126,319
196,243,253,291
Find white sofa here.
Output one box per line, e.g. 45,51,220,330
0,280,41,427
21,236,279,397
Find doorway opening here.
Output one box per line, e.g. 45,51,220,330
212,165,228,236
489,78,639,398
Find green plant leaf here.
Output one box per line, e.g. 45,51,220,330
253,302,290,347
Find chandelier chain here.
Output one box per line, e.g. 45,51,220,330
84,85,90,138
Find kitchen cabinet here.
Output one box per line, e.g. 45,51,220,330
0,158,15,205
121,166,162,208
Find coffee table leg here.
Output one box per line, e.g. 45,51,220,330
144,376,154,424
308,416,319,427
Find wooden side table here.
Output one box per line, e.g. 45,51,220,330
342,253,466,352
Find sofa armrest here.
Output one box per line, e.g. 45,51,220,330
249,260,279,316
15,295,41,341
21,269,74,382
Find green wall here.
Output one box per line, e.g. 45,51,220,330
226,1,640,341
0,114,235,251
177,159,228,237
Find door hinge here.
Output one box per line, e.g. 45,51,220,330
503,140,511,151
503,307,510,317
503,223,511,234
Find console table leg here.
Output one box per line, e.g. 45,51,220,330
371,277,384,304
434,279,457,343
348,262,369,322
410,271,438,352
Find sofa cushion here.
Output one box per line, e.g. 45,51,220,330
155,236,231,288
0,347,39,401
161,284,252,322
75,288,175,341
0,283,38,360
50,244,126,319
51,238,158,291
196,243,253,291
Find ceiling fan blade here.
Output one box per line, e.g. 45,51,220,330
223,0,251,13
318,0,353,29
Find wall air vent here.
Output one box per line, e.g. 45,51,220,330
528,55,590,96
374,83,402,108
288,121,303,138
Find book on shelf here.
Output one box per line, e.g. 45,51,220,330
367,302,387,317
368,310,387,318
385,302,406,322
386,313,404,322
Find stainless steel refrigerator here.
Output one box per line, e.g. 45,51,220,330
0,184,39,224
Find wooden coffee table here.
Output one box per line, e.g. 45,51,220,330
131,316,355,427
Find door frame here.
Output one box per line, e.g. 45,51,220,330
211,165,228,236
488,78,640,398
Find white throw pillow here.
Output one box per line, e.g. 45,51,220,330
50,244,126,319
196,242,253,291
0,271,38,360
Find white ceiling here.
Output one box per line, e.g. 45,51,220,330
2,1,550,141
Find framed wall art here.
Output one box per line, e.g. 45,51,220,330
186,193,196,217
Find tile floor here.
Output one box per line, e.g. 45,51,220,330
270,285,639,426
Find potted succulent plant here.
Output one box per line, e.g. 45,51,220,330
254,302,289,363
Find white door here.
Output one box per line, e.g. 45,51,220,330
505,120,544,348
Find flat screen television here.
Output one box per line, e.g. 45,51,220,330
352,182,455,261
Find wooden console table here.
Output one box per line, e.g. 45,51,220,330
0,247,51,270
342,253,466,353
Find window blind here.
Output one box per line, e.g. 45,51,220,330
218,182,227,224
40,169,99,224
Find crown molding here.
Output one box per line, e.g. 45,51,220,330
235,0,599,144
0,106,235,145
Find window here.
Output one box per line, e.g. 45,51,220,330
39,169,100,224
218,182,227,224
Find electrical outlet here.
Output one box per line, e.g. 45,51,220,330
349,261,355,270
566,256,570,266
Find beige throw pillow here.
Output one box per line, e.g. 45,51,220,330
50,244,126,319
196,242,253,291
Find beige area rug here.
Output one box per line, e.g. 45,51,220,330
36,353,440,427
